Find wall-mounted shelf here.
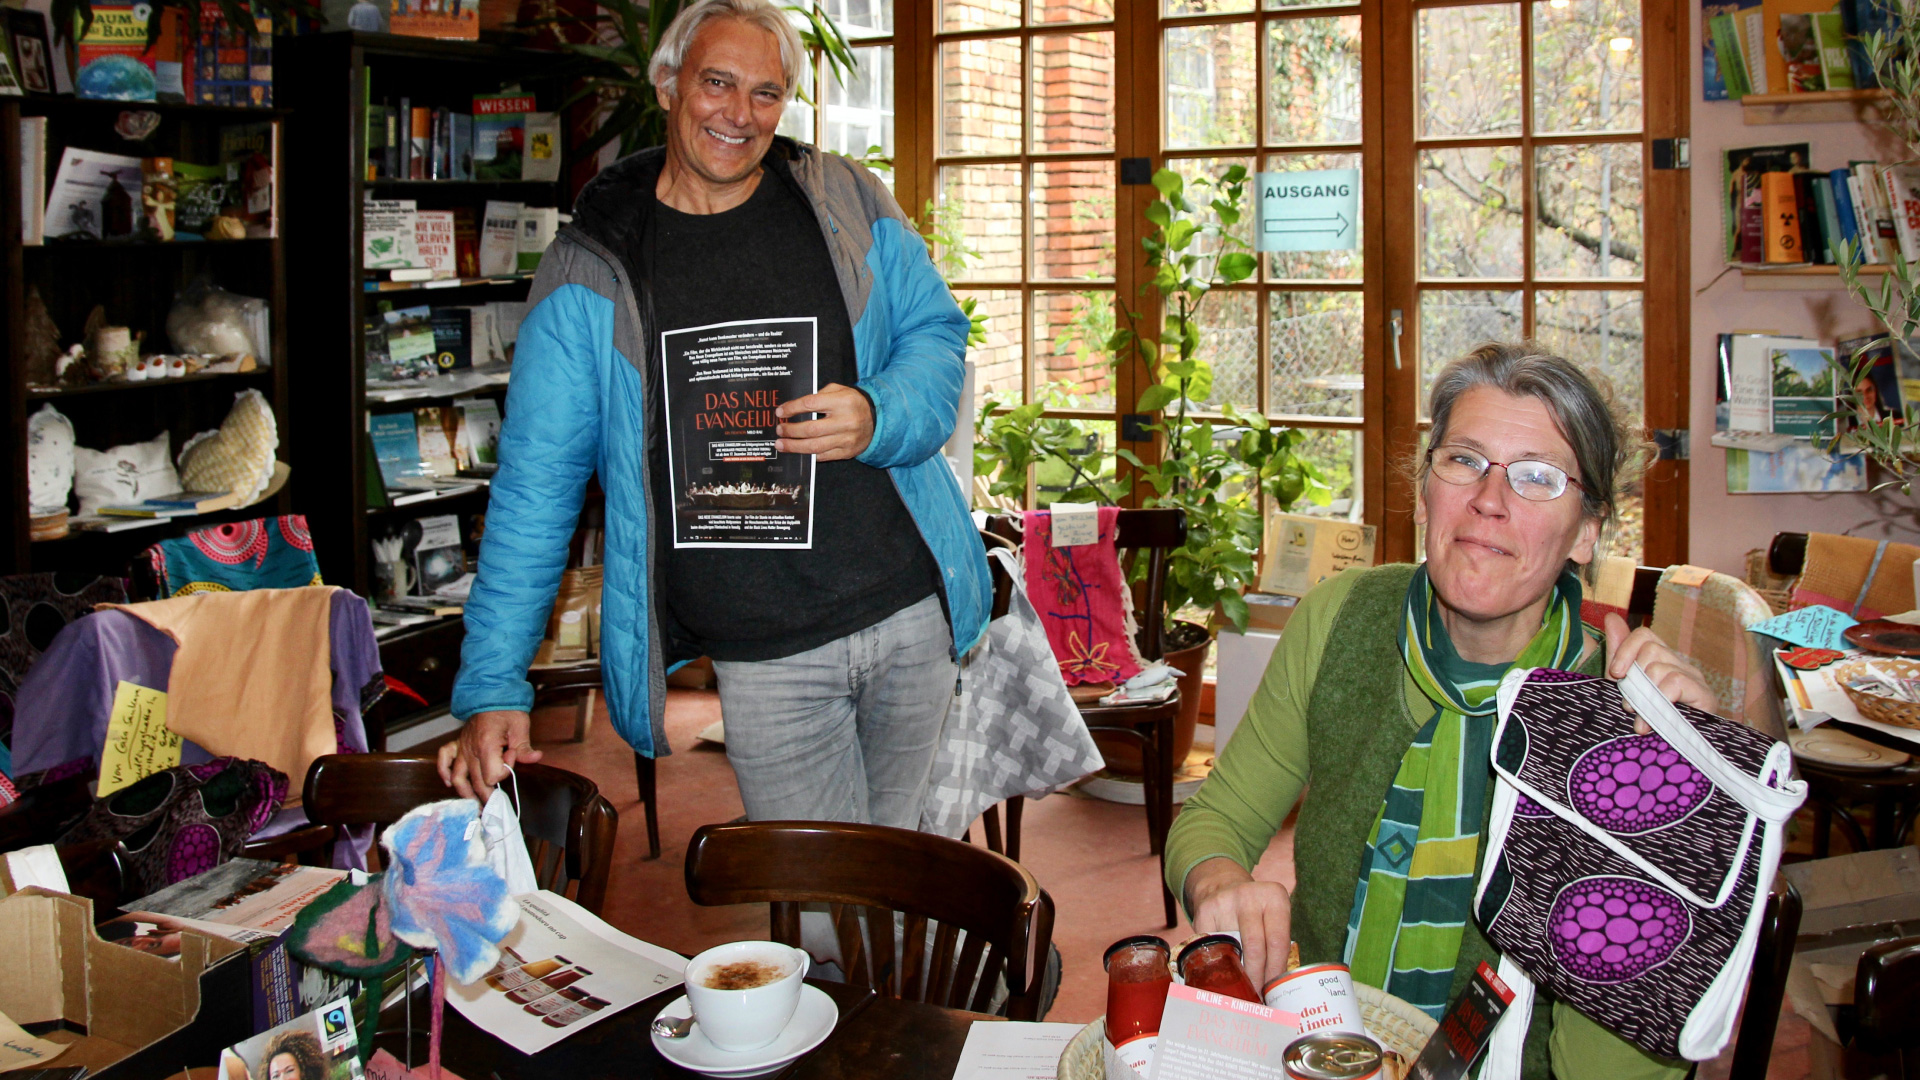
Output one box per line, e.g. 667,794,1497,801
1741,88,1890,125
1739,264,1890,291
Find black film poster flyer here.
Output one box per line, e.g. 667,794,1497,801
660,317,817,548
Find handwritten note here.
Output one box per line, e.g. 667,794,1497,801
1667,564,1714,588
1050,502,1098,547
1752,606,1858,652
97,681,180,797
0,1008,69,1072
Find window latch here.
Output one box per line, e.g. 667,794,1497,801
1390,309,1404,370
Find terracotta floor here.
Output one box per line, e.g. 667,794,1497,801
518,687,1813,1075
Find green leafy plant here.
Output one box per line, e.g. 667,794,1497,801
973,165,1329,635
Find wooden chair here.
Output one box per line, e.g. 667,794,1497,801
302,753,618,915
1725,876,1802,1080
985,509,1187,927
684,820,1055,1020
1852,935,1920,1078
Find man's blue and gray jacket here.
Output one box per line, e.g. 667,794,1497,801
449,138,991,759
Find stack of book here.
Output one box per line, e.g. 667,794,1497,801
362,198,563,283
367,403,500,508
363,90,561,183
1720,143,1918,267
1704,0,1883,100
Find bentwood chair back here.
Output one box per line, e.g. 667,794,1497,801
1853,934,1920,1076
1725,876,1802,1080
684,821,1056,1020
302,753,618,915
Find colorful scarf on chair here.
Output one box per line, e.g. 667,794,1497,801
145,515,321,597
1023,508,1145,686
1343,564,1584,1019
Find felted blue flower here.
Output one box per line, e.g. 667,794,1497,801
381,798,519,985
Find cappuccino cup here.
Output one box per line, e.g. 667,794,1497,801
683,940,809,1052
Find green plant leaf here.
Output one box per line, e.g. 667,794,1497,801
1218,252,1257,282
1136,384,1180,413
1167,220,1197,251
1145,201,1171,229
1152,169,1184,197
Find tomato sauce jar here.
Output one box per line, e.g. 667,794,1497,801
1176,933,1262,1003
1103,935,1173,1074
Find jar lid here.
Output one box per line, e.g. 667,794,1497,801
1176,933,1244,968
1103,935,1172,968
1283,1032,1384,1080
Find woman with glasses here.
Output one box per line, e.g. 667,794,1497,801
1165,343,1712,1080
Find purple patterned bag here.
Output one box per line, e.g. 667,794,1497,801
1473,666,1803,1068
58,757,288,894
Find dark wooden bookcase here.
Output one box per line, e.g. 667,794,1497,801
1,96,292,576
276,32,566,743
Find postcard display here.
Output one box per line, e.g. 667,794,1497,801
661,319,817,548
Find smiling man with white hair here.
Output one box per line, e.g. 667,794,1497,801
442,0,988,830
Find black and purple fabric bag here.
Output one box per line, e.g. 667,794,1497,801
1472,665,1804,1071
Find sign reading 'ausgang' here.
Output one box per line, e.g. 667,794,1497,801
1256,168,1360,253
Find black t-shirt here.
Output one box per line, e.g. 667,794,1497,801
642,165,939,662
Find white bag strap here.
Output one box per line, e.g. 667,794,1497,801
1617,665,1805,823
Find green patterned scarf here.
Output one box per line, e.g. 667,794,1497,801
1342,564,1584,1019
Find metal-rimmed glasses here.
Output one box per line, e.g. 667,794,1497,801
1425,444,1589,503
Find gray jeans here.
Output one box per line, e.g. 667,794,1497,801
713,594,956,828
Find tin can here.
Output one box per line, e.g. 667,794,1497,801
1283,1032,1385,1080
1262,962,1366,1036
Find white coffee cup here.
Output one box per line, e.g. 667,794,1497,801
683,940,809,1052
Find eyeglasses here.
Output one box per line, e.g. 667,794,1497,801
1426,445,1589,503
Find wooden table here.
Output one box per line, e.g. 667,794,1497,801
377,979,999,1080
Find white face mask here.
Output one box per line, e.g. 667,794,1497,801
477,771,541,897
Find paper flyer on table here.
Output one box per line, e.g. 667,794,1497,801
659,317,816,549
123,858,348,940
950,1021,1085,1079
449,890,684,1054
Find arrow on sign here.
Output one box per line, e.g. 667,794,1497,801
1264,212,1351,238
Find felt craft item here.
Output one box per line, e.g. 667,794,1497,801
1473,666,1804,1067
1021,507,1145,686
57,757,286,893
25,405,74,514
73,431,180,516
1791,533,1920,621
177,388,279,504
104,587,339,807
287,875,414,979
382,798,518,985
144,515,321,597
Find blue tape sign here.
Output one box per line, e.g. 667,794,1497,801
1256,168,1359,252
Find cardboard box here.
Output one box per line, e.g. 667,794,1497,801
0,888,249,1076
1779,847,1920,1080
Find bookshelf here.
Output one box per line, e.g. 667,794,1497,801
1,95,290,575
277,31,566,743
1738,264,1891,291
1741,88,1890,126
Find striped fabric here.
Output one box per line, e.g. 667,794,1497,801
1343,564,1584,1019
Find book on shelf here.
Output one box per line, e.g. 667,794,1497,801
452,207,480,276
1840,0,1887,90
1838,333,1914,425
452,113,475,180
458,398,501,465
1764,0,1844,93
1743,6,1770,94
99,490,239,517
1811,175,1841,265
1828,168,1860,252
1883,163,1920,263
1808,5,1854,91
522,113,562,182
415,209,456,279
1792,171,1826,264
473,92,536,180
391,0,479,40
369,410,430,489
1762,171,1805,264
364,198,422,271
3,8,58,95
428,306,474,370
1723,144,1808,265
192,0,271,107
378,594,463,616
18,117,44,245
397,95,411,179
1705,6,1753,100
391,480,479,506
44,147,143,241
0,18,25,95
383,304,437,373
518,207,562,272
479,200,522,276
68,514,174,533
409,106,431,180
415,406,461,476
76,3,189,103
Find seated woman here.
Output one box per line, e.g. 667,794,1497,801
1166,343,1715,1080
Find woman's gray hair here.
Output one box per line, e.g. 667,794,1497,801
648,0,806,101
1421,341,1641,526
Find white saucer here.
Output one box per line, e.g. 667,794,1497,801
650,983,838,1077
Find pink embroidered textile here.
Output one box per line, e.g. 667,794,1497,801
1022,508,1144,686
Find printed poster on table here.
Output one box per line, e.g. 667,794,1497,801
660,318,816,549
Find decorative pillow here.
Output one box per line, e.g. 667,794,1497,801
26,405,74,513
74,431,179,515
178,389,278,503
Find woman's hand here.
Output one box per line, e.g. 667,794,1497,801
1184,857,1293,990
1603,612,1718,731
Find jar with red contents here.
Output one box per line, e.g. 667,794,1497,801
1104,935,1173,1074
1176,933,1262,1002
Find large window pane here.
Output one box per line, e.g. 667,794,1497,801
1166,0,1254,13
1533,0,1642,135
1269,290,1363,419
1419,290,1522,404
1032,0,1112,23
960,288,1023,412
825,0,892,37
937,164,1023,281
824,46,894,162
1032,161,1115,281
1417,4,1521,138
1534,290,1644,430
1035,289,1118,410
1192,289,1259,412
1165,155,1255,282
1031,31,1114,152
1264,15,1360,145
1534,143,1643,280
1035,419,1120,503
941,0,1019,32
1419,146,1523,279
1286,425,1361,513
777,61,816,141
940,37,1023,155
1165,22,1257,149
1264,151,1361,280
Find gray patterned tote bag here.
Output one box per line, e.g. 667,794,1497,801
1473,665,1805,1069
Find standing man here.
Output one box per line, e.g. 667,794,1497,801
440,0,989,830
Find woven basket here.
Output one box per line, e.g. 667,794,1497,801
1744,548,1797,616
1054,988,1438,1080
1836,657,1920,730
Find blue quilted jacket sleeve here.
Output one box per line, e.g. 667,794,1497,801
856,215,971,471
451,282,606,719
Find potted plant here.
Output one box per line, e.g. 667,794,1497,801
974,164,1329,772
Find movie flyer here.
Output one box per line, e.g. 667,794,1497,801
660,318,817,548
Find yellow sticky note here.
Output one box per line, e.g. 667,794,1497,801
98,681,181,797
1667,564,1714,588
